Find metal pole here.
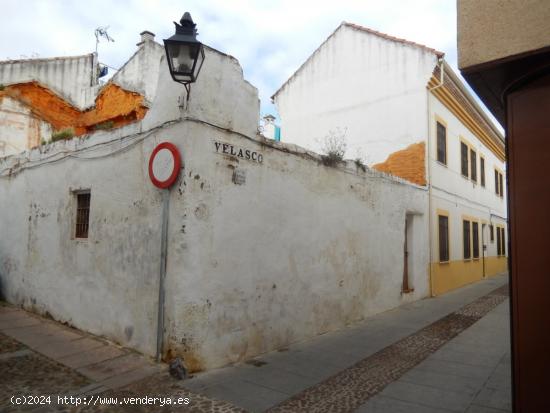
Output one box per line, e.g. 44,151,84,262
156,189,170,362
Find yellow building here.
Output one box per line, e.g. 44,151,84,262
427,63,507,295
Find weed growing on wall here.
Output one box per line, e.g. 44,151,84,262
354,148,368,172
320,127,347,166
51,128,75,142
94,120,115,130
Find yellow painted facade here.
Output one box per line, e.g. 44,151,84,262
428,65,508,297
431,257,508,296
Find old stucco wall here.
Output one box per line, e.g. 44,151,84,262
161,121,429,371
0,118,428,370
0,96,52,156
0,54,98,109
0,40,428,371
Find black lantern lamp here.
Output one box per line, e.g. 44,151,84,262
163,12,205,87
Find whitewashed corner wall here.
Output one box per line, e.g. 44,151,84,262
0,43,429,371
161,122,429,370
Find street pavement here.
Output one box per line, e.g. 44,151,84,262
0,273,510,412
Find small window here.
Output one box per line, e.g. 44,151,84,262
470,149,477,183
496,226,502,255
438,215,449,262
480,157,485,187
501,227,506,256
497,227,506,256
463,219,471,259
436,122,447,165
472,221,479,259
495,169,504,197
461,142,469,177
75,192,91,239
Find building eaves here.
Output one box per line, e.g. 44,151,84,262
441,61,505,143
344,23,445,59
271,22,445,101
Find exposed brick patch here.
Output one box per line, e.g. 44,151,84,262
266,284,509,413
0,82,148,139
372,141,426,186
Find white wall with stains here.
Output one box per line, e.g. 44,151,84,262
273,23,440,165
0,96,52,157
163,123,429,371
0,40,429,371
0,53,99,109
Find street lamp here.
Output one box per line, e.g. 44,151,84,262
163,12,205,88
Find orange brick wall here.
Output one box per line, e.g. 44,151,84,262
372,141,426,186
0,82,148,138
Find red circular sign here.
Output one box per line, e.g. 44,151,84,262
148,142,182,189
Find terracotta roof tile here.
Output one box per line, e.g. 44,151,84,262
272,22,444,99
343,22,444,58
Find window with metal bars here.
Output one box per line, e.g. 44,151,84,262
472,221,479,259
461,142,469,177
438,215,449,262
497,226,506,256
463,219,471,259
470,149,477,183
75,192,91,238
436,122,447,165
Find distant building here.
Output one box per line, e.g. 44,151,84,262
272,22,508,295
259,114,281,141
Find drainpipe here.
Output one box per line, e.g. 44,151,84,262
426,58,445,296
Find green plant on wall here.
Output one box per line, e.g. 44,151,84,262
319,127,347,166
94,120,115,130
51,128,75,142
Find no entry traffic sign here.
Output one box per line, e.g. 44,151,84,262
148,142,182,189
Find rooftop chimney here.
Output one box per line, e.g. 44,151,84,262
137,31,155,46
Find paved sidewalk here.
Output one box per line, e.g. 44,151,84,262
357,299,511,412
181,274,510,412
1,274,510,412
0,305,162,396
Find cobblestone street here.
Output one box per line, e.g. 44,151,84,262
1,274,510,412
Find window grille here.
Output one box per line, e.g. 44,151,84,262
76,192,91,238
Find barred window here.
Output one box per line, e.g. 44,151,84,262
501,227,506,256
463,220,471,259
436,122,447,165
472,221,479,259
497,227,506,256
495,170,504,197
470,149,477,183
438,215,449,262
75,192,91,239
461,142,469,177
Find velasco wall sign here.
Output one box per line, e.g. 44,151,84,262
214,140,263,163
148,142,182,189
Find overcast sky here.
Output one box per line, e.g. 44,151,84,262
2,0,495,125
